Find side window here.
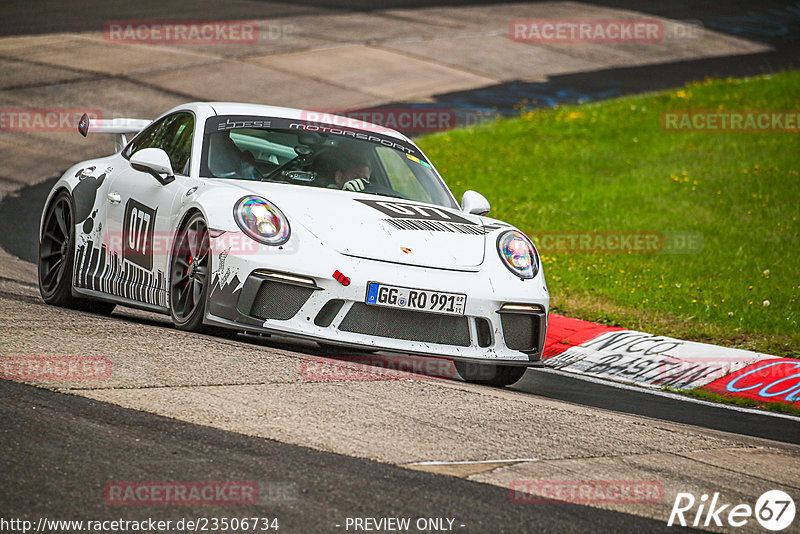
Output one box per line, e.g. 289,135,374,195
166,115,194,174
125,113,194,175
124,120,164,158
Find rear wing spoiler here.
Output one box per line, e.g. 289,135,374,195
78,113,151,152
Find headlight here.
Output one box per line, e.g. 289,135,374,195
234,196,290,246
497,230,539,279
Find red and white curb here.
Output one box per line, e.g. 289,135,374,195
543,314,799,407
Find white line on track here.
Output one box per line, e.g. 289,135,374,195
409,458,539,466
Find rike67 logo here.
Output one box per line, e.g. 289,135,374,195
668,490,795,531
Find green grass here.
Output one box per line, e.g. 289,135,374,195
418,71,800,357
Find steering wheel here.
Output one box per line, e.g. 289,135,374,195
262,145,314,182
262,156,302,182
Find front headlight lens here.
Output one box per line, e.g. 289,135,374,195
234,196,290,246
497,230,539,279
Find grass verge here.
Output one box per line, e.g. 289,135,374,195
418,70,800,357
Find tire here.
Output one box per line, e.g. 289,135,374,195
39,191,80,306
169,212,215,332
38,191,116,315
455,361,527,387
168,212,237,338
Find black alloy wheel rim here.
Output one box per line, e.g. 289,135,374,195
171,217,210,320
39,196,72,295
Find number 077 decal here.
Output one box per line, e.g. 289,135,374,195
122,198,157,271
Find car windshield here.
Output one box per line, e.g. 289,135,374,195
200,115,457,208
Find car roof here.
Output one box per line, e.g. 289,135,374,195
194,102,413,143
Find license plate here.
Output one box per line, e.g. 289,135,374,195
366,282,466,316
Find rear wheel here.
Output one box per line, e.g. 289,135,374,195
455,361,527,387
38,191,115,315
39,192,77,306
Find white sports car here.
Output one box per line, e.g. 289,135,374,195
38,102,549,386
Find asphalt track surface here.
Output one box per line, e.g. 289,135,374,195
0,0,641,37
1,1,797,116
2,173,798,446
2,0,799,38
387,0,800,115
0,379,701,533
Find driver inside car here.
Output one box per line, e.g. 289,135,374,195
312,150,371,191
207,133,260,180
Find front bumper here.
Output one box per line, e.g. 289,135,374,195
205,249,549,365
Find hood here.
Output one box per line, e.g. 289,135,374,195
221,181,486,270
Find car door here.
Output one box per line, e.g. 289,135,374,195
102,112,195,309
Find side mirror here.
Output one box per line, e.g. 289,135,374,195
130,148,175,185
461,190,490,216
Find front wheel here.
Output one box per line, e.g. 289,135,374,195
169,213,214,332
168,213,238,338
455,361,527,387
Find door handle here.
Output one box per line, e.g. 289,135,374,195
107,192,121,204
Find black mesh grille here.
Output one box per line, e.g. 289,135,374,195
339,303,470,346
500,313,539,352
250,281,314,320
